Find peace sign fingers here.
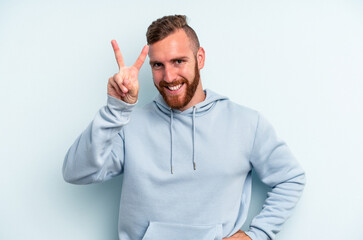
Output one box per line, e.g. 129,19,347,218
133,45,149,70
108,40,149,104
111,39,125,69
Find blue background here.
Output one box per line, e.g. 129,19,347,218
0,0,362,239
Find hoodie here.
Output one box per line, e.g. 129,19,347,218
63,89,306,240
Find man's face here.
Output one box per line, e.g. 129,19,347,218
149,29,203,110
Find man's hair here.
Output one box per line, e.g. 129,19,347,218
146,15,200,54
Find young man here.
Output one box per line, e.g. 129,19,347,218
63,15,306,240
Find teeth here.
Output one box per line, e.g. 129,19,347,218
168,84,182,91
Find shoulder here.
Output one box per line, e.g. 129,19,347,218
205,89,259,120
130,102,157,119
127,101,168,129
217,97,260,123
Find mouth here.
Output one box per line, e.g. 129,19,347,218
166,83,183,91
163,82,185,95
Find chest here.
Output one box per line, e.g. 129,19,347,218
123,113,254,179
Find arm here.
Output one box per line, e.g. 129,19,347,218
62,40,149,184
62,95,135,184
245,113,306,240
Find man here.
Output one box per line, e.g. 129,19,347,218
63,15,306,240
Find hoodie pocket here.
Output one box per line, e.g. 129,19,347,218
141,221,223,240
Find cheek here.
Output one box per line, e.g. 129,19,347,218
152,71,162,84
180,66,195,79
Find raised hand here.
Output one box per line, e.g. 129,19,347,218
108,40,149,104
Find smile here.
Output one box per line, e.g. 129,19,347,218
167,83,183,91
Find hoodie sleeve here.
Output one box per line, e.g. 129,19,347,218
245,113,306,240
62,95,136,184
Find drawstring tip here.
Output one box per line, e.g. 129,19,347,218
193,162,196,170
171,167,174,174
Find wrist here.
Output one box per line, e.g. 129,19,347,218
107,94,137,110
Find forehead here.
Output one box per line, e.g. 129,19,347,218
148,29,194,61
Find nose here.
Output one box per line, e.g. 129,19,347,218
163,66,177,83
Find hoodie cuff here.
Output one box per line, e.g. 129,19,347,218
244,229,269,240
107,94,138,111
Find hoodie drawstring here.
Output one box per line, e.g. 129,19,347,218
170,109,174,174
192,106,197,171
169,107,197,174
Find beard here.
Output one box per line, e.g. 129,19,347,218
155,62,200,110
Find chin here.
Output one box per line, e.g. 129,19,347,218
165,95,188,109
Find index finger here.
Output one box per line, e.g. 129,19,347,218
111,40,125,69
133,45,149,70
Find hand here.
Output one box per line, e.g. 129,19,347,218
223,230,252,240
107,40,149,104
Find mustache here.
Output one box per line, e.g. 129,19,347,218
159,78,188,88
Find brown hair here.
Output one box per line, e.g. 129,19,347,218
146,15,200,54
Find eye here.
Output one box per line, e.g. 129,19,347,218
175,59,183,64
153,62,163,69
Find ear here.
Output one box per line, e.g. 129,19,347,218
196,47,205,70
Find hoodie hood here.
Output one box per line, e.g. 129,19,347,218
153,89,229,174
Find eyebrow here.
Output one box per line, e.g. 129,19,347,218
170,56,189,62
149,56,190,65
